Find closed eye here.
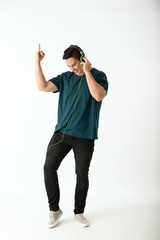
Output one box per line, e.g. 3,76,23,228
67,63,76,68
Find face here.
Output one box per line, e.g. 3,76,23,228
65,57,84,76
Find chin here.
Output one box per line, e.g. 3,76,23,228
74,70,82,76
74,71,80,76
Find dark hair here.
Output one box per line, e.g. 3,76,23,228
63,45,85,61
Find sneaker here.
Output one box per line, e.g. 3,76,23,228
48,209,63,228
74,214,90,227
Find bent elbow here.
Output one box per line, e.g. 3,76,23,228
96,97,102,102
95,96,103,102
96,93,106,102
38,86,46,92
39,88,44,91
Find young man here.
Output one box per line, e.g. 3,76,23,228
35,44,109,228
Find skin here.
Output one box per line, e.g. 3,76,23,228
36,44,106,101
65,57,92,76
66,56,106,101
36,43,45,62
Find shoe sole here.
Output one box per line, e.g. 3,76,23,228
48,211,63,228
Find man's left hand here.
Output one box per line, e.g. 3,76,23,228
81,57,92,74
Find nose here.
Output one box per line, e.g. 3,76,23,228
70,67,75,72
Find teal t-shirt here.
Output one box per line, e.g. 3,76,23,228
49,68,108,139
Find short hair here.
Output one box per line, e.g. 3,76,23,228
63,45,85,61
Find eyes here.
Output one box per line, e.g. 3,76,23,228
67,63,77,68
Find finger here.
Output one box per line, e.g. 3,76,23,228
83,56,88,62
84,57,91,65
40,51,45,56
38,43,41,51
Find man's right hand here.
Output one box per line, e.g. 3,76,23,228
36,43,45,63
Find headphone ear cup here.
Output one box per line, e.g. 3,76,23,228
80,55,83,62
80,55,85,63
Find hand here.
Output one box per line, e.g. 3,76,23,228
35,44,45,63
80,56,92,74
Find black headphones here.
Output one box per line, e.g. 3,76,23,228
69,45,85,62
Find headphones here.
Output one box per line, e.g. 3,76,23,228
69,45,85,62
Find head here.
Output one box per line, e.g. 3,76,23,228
63,45,85,76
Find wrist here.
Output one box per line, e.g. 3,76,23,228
84,67,93,75
35,60,41,65
85,70,91,76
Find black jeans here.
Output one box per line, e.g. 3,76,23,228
43,131,95,214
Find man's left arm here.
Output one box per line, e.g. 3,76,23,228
82,57,107,102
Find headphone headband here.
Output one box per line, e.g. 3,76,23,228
69,45,85,57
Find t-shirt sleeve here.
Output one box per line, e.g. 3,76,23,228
49,74,61,93
95,71,109,95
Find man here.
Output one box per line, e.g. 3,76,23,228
35,44,109,228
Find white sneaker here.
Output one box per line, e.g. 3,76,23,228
48,209,63,228
74,214,90,227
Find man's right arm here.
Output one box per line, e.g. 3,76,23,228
35,44,58,92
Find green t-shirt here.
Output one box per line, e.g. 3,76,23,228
49,68,108,139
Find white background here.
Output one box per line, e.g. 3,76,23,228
0,0,160,239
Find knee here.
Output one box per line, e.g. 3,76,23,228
43,160,57,175
76,168,89,181
43,162,49,173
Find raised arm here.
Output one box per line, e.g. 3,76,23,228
81,57,106,102
35,44,58,92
